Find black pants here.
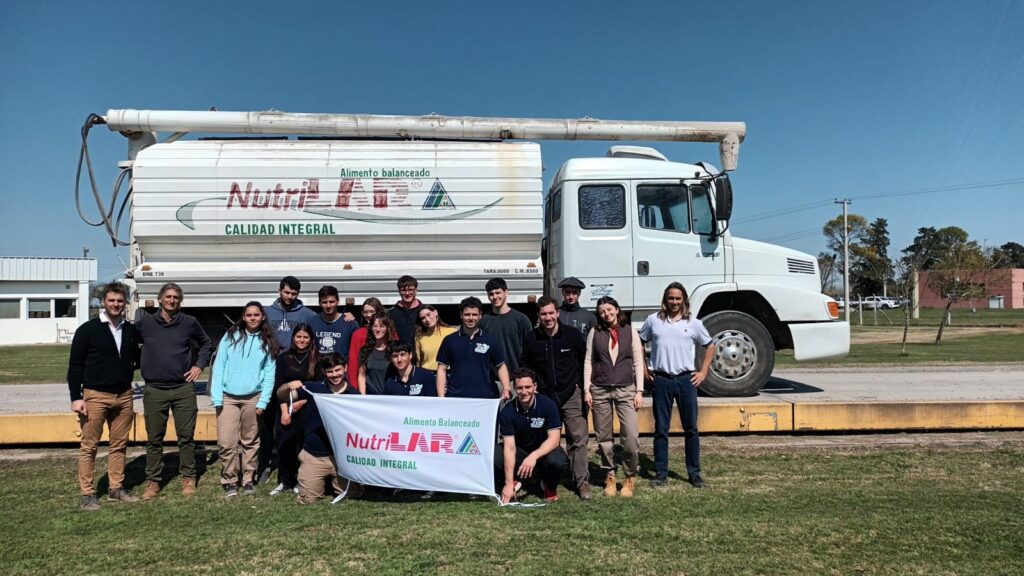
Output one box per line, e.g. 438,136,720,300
494,445,568,490
257,401,278,479
275,418,302,488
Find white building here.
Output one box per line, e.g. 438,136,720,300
0,257,97,346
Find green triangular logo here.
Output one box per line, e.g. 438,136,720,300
456,433,480,455
422,179,455,210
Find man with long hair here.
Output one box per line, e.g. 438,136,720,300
639,282,715,489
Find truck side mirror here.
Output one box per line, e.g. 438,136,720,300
714,174,733,222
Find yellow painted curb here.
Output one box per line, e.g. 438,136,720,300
2,400,1022,444
793,400,1024,431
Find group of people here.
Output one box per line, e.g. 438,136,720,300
68,273,715,509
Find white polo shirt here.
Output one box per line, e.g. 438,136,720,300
638,313,712,374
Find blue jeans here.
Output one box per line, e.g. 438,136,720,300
652,373,700,478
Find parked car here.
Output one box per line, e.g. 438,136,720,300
861,296,899,309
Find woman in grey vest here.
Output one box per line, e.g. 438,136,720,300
583,296,645,497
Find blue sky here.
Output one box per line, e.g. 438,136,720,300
2,1,1021,280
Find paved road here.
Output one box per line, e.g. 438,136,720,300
2,365,1021,415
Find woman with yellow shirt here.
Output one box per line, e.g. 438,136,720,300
414,305,456,372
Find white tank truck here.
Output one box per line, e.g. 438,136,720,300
75,109,848,396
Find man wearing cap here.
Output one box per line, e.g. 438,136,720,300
557,277,597,337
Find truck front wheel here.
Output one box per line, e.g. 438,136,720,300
698,311,774,397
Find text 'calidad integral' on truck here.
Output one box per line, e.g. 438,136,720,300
75,109,849,396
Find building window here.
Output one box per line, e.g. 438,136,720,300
0,300,19,319
28,299,51,319
579,184,625,229
55,299,77,318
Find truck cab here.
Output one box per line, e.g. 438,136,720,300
544,146,848,396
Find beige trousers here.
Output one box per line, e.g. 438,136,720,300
78,388,135,495
297,449,344,504
591,384,640,476
216,393,261,486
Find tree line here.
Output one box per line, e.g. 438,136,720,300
819,215,1023,298
819,215,1022,347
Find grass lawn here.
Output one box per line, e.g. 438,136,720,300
848,307,1024,328
1,442,1020,575
0,344,73,384
777,329,1024,367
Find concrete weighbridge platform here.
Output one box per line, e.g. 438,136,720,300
0,365,1021,444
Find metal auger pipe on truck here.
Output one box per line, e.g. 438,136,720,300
103,109,745,171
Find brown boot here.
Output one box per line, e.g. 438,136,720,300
142,480,161,501
620,476,636,497
181,477,197,497
604,472,617,497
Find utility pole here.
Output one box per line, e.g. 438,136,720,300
834,199,851,322
82,246,90,258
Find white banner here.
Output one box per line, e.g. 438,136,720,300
312,394,500,497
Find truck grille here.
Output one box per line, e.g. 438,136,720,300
787,258,816,274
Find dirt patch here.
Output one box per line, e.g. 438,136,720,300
850,326,1024,345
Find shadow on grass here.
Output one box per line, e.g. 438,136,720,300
96,444,213,495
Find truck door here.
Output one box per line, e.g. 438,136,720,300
560,181,634,309
631,180,725,310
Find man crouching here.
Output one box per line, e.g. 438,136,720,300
277,353,361,504
496,367,567,503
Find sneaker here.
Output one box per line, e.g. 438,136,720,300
269,483,286,496
688,475,705,489
242,483,256,495
257,468,273,485
142,480,161,500
577,483,593,502
620,476,636,498
181,477,197,497
420,490,436,500
108,488,139,503
223,485,238,498
650,475,669,488
81,494,100,511
541,480,558,502
292,486,299,494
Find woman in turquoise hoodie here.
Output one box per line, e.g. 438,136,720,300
212,301,279,497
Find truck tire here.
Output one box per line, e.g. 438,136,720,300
698,311,774,397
